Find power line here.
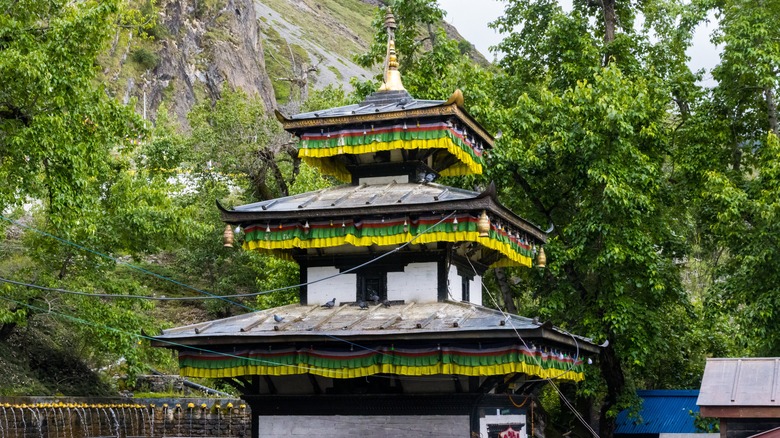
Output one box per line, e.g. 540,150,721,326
2,212,600,431
0,212,455,305
0,277,268,300
0,213,256,312
468,257,600,438
0,294,358,378
0,211,455,359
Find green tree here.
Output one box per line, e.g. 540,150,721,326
686,0,780,356
0,0,197,387
188,89,293,201
483,0,714,435
0,0,144,214
355,0,445,74
490,66,690,435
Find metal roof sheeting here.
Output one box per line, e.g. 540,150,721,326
232,182,479,213
289,94,447,120
153,300,598,353
615,390,701,434
697,358,780,406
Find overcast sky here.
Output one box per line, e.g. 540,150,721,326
438,0,722,83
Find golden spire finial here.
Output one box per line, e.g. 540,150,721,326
378,8,405,92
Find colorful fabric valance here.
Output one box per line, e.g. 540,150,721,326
297,122,485,182
242,214,536,268
178,343,585,382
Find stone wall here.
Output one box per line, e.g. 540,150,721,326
257,415,469,437
0,397,250,438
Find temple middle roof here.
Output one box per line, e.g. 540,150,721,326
220,181,547,244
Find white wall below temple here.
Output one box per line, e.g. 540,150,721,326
258,415,469,437
307,266,355,306
387,262,438,302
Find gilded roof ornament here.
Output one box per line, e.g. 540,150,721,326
378,8,405,92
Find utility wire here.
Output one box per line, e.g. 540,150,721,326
0,213,257,312
3,212,599,431
0,212,454,308
0,294,469,384
0,277,265,300
0,211,455,358
467,257,600,438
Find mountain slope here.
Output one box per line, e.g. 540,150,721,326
101,0,485,129
101,0,379,129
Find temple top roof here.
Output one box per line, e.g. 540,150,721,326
286,90,449,122
275,89,493,147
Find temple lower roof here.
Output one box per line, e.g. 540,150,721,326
152,301,599,383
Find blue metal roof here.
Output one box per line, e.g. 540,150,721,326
615,390,701,434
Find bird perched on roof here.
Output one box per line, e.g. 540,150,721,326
322,298,336,308
369,292,380,304
358,300,368,310
381,299,391,308
273,314,284,323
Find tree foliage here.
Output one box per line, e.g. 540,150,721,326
352,5,721,434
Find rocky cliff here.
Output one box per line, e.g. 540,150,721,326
104,0,481,129
104,0,379,129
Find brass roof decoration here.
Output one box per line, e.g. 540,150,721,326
477,210,490,237
222,224,234,248
378,8,405,92
536,246,547,268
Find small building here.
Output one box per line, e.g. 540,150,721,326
152,9,600,437
698,358,780,438
615,390,715,438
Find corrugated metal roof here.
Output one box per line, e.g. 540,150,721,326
289,90,446,120
615,390,701,434
697,358,780,406
154,300,598,353
232,182,479,213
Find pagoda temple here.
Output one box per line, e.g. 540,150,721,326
153,10,599,438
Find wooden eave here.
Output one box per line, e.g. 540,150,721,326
218,185,546,243
151,328,598,354
275,90,495,148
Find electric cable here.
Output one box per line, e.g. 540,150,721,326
0,212,454,306
0,212,456,358
466,256,600,438
0,294,476,384
3,212,599,434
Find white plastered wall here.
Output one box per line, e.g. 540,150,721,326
306,266,355,306
447,264,482,306
470,274,482,306
387,262,438,302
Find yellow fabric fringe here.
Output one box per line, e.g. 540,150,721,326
179,362,583,382
298,138,484,182
244,231,533,268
